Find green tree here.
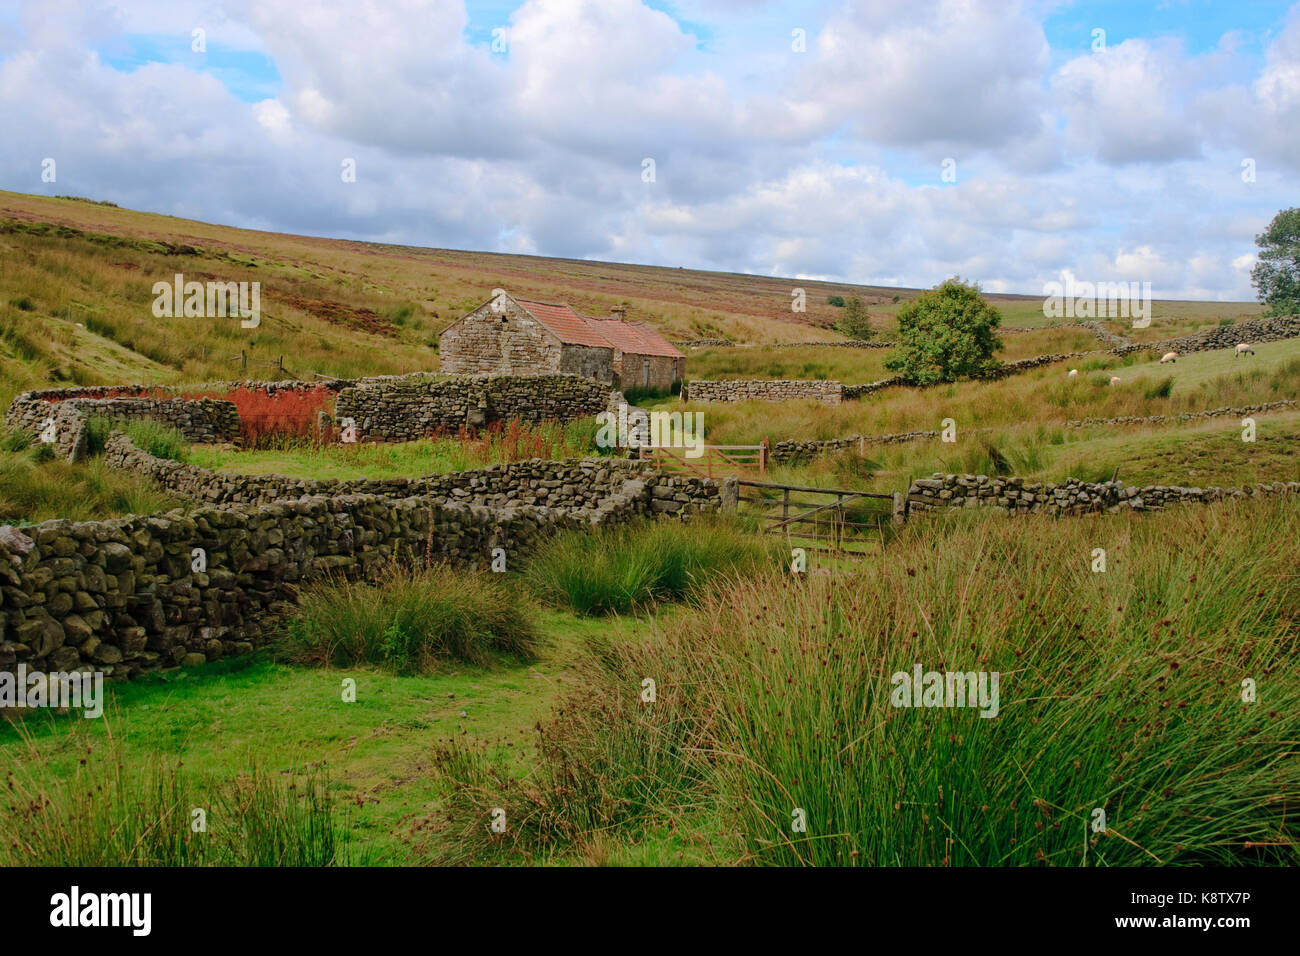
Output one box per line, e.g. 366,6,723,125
1251,208,1300,316
884,278,1003,385
834,294,874,340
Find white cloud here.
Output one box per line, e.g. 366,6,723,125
0,0,1295,300
1053,38,1202,164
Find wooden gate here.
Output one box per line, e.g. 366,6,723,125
637,440,767,478
738,479,904,555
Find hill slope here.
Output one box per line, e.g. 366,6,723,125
0,189,1261,405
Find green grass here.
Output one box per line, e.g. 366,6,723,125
658,339,1300,454
183,419,602,480
760,408,1300,495
0,428,183,525
285,564,544,673
84,416,188,459
521,516,782,615
0,726,356,866
0,609,644,866
436,495,1300,866
5,499,1296,866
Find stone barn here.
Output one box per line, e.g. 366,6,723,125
583,306,686,392
438,290,684,391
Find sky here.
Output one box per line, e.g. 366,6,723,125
0,0,1296,300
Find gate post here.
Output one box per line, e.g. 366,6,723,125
720,476,739,513
892,491,906,525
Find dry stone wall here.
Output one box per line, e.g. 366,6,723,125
907,472,1299,517
334,374,611,442
686,379,843,405
1146,314,1300,356
842,377,907,399
1,434,735,681
771,428,940,463
1065,400,1297,428
103,432,719,513
5,394,240,461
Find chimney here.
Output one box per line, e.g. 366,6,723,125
610,305,627,322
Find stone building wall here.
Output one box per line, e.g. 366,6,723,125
617,354,680,392
439,297,563,376
556,341,616,383
439,298,615,383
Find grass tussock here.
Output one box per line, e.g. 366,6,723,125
84,416,188,460
0,727,355,866
285,564,543,673
435,497,1300,865
0,427,182,524
522,516,783,615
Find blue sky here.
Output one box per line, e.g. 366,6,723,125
2,0,1297,299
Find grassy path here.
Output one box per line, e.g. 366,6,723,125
0,610,629,864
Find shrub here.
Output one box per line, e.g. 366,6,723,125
885,278,1003,385
834,295,874,340
386,303,416,327
8,297,36,312
827,295,845,307
456,417,600,464
285,564,542,673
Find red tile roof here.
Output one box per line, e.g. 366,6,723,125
515,299,613,350
582,317,685,359
516,297,683,358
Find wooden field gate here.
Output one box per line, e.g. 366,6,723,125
737,479,907,555
636,439,768,478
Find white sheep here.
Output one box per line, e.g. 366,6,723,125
1235,343,1255,357
1067,368,1079,378
1160,351,1177,364
1110,376,1121,386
